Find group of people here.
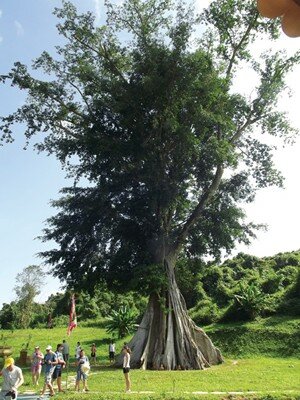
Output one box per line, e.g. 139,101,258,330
31,342,90,396
74,340,116,365
32,343,67,397
0,341,132,398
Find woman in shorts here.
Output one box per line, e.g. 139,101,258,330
31,346,43,386
122,345,131,393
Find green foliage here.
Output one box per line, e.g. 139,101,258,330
234,282,266,320
0,302,19,330
187,251,300,324
190,299,220,326
13,265,46,329
106,305,138,338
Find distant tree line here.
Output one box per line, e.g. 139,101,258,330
0,250,299,330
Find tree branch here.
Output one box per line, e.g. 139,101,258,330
225,11,259,79
174,164,224,252
73,34,128,84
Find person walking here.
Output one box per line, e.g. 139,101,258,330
122,345,131,393
90,343,97,365
52,344,66,393
31,346,43,386
109,340,115,364
0,358,24,400
39,345,57,398
61,340,69,364
75,349,89,392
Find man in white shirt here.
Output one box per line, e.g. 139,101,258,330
0,358,24,400
61,340,70,363
109,341,116,364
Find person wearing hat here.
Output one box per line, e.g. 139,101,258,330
39,345,57,398
31,346,44,386
0,357,24,400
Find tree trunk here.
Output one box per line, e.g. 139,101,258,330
116,255,223,370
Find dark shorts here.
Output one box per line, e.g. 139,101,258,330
123,367,130,374
109,351,115,360
91,353,96,358
52,368,62,379
76,370,87,381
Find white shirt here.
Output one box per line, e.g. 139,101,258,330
1,366,23,392
109,343,115,352
75,345,81,358
123,353,130,368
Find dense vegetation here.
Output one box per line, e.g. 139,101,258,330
0,250,299,331
181,250,300,325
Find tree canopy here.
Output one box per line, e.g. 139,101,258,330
1,0,298,293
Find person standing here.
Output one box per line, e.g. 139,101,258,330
31,346,43,386
75,342,81,359
52,344,66,393
75,349,89,392
0,357,24,400
122,346,131,393
90,343,97,365
39,345,57,398
61,340,69,364
109,340,115,364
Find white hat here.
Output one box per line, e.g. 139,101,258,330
46,345,52,350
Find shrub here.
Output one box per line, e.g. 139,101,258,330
234,282,266,320
189,299,220,325
106,305,138,338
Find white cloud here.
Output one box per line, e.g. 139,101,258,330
14,20,24,36
0,9,2,18
92,0,102,25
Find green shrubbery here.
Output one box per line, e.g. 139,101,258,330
184,251,300,324
0,286,147,330
0,250,299,330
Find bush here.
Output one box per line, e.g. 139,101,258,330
106,305,138,338
189,299,220,325
234,282,266,320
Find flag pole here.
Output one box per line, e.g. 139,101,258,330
66,293,77,391
66,354,69,391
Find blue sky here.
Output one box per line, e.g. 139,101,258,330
0,1,299,308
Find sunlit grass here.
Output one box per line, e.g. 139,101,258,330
1,319,300,399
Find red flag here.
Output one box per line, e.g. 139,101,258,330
67,294,77,336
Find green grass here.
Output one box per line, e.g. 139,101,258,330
1,317,300,399
205,316,300,358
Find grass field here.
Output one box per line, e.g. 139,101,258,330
1,317,300,399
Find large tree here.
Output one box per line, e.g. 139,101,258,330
1,0,299,369
14,265,45,328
